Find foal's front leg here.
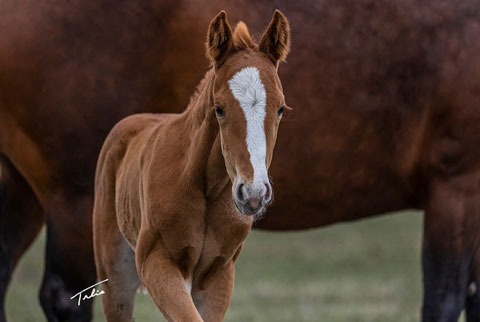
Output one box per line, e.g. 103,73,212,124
136,230,203,322
190,191,251,322
191,260,236,322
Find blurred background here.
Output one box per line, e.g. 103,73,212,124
6,210,426,322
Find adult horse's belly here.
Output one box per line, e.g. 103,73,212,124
255,103,421,230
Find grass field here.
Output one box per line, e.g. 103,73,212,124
6,211,425,322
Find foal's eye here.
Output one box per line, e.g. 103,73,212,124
277,105,285,116
215,105,225,117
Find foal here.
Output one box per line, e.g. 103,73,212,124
93,10,290,322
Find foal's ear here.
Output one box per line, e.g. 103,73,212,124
259,10,291,66
206,11,234,68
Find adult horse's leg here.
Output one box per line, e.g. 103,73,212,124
422,176,480,322
39,194,96,322
465,249,480,321
0,155,44,322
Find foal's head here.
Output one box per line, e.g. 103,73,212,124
206,10,290,216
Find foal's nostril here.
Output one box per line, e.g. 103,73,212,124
236,183,246,202
265,183,272,202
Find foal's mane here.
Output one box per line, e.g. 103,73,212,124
187,68,215,109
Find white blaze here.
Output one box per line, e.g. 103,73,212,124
228,67,268,193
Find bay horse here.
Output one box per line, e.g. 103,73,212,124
93,10,290,322
1,1,480,322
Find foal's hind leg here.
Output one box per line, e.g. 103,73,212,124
0,155,44,322
96,235,140,321
94,229,140,322
93,181,140,322
421,177,480,322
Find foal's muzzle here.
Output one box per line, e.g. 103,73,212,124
233,179,273,216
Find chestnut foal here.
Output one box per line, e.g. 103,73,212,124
93,10,290,322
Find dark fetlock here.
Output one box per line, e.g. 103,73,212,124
466,279,480,322
39,272,93,322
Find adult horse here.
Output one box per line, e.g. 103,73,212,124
0,0,479,321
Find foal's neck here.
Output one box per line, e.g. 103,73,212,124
180,69,228,199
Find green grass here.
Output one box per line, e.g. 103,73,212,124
6,211,425,322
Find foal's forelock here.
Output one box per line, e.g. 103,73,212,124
228,66,269,192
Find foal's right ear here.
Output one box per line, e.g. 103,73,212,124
206,11,234,69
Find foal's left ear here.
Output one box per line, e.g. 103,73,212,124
206,11,235,69
259,10,291,66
